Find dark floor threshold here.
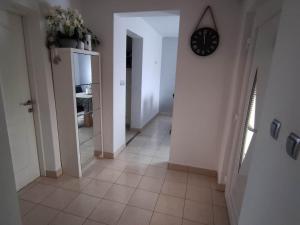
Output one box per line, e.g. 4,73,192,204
126,131,140,146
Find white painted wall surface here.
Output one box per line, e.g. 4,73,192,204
159,37,178,115
238,0,300,224
113,15,162,151
81,0,242,169
130,37,143,129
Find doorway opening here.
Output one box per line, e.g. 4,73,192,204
114,11,180,161
125,35,140,144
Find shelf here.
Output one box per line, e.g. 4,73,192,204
54,48,100,56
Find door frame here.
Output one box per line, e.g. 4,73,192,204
0,1,51,177
225,1,283,224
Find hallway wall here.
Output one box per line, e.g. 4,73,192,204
81,0,243,172
159,37,178,115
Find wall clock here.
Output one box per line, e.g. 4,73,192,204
190,6,220,56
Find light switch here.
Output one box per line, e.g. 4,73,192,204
270,119,281,140
286,133,300,160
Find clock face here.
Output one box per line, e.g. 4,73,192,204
190,27,219,56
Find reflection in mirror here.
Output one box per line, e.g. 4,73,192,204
74,53,95,168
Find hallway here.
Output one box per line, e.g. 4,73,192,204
18,116,229,225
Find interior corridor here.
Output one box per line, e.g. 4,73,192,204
18,116,229,225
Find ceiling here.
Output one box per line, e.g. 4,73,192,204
142,15,180,37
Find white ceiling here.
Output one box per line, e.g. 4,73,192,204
142,16,180,37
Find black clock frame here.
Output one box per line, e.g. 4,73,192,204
191,27,219,56
191,6,220,56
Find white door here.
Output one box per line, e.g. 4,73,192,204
0,11,40,191
227,14,280,222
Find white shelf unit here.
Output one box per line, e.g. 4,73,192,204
51,48,103,177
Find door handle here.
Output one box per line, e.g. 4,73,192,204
20,100,33,106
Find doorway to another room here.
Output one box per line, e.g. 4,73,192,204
125,35,140,144
116,11,180,161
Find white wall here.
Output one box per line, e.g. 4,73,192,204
130,37,143,129
238,0,300,224
113,15,162,151
159,37,178,115
81,0,243,169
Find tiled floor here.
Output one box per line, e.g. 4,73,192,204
19,116,230,225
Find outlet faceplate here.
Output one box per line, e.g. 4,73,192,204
270,119,281,140
286,133,300,160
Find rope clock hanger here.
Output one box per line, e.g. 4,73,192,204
190,6,220,56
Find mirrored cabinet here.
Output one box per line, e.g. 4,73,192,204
51,48,103,177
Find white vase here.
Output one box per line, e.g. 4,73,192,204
84,34,92,51
77,41,84,50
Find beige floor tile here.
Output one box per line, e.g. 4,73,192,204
212,190,226,207
117,152,140,162
18,181,38,196
124,163,148,175
41,188,79,210
93,159,114,167
165,170,188,184
117,206,152,225
188,174,212,188
96,168,122,182
64,194,100,218
104,184,135,204
49,212,85,225
137,148,157,156
105,159,128,171
22,205,59,225
82,165,105,178
150,212,182,225
82,179,112,198
153,150,170,160
20,183,56,203
134,155,153,164
59,176,91,192
36,176,65,186
183,219,204,225
84,220,107,225
150,157,168,168
145,166,167,179
155,194,184,217
161,181,187,198
138,176,164,193
116,172,142,187
89,199,125,225
128,189,159,210
19,199,35,216
183,200,212,224
213,205,230,225
186,185,212,204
